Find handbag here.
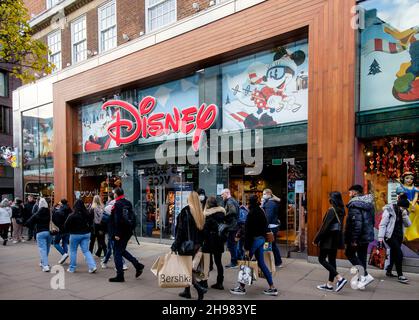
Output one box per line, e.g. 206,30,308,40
329,207,342,231
368,245,387,269
265,231,274,243
178,210,195,256
49,210,59,235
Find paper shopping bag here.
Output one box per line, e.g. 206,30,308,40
150,255,165,277
158,253,193,288
193,252,210,281
237,264,253,286
259,251,276,278
368,246,387,269
238,259,258,281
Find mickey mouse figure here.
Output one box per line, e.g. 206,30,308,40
249,46,306,114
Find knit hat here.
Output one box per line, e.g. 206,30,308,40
397,193,410,209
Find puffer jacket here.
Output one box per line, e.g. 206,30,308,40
378,204,411,241
262,196,281,225
0,207,12,224
345,194,375,245
202,206,226,254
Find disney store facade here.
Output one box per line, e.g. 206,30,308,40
13,0,418,260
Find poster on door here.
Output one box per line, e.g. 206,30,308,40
174,182,193,226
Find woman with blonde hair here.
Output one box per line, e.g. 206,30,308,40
89,195,107,257
171,191,206,300
25,198,52,272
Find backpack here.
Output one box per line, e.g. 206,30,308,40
122,205,140,245
238,206,248,224
101,212,110,225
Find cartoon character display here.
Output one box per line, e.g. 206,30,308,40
0,146,17,168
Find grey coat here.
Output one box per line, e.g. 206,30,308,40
378,204,411,241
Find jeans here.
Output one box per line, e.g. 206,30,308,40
37,231,52,267
68,233,96,272
103,237,114,263
114,237,142,277
250,236,273,286
318,248,338,282
53,233,69,255
270,227,283,266
237,239,245,261
345,244,369,276
385,236,404,277
227,230,238,265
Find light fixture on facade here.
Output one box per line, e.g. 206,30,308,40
139,31,144,36
201,165,210,173
66,62,71,67
94,156,100,161
192,2,200,11
122,33,130,41
209,0,215,6
121,152,129,159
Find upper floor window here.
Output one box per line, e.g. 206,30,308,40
0,106,11,135
98,0,117,53
0,71,7,97
146,0,176,33
71,15,87,64
46,0,63,9
48,30,62,72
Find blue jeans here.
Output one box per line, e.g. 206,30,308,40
114,237,142,277
69,233,96,272
237,238,245,261
103,236,125,265
270,227,282,266
250,236,273,286
53,233,69,255
37,231,51,267
227,230,238,265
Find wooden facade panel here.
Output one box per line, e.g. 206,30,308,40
53,0,357,257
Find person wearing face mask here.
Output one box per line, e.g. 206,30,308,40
261,189,283,267
197,189,208,209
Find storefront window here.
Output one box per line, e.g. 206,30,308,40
22,104,54,203
363,135,419,256
359,0,419,111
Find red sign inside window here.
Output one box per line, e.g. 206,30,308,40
102,96,218,151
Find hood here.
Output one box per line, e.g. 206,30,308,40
204,207,226,217
383,204,396,216
347,194,374,209
269,195,281,203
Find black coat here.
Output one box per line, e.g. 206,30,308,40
11,205,24,220
313,206,345,250
64,210,93,235
244,205,268,250
171,205,204,255
26,207,50,234
23,201,36,222
52,204,72,232
202,206,226,254
345,195,375,245
108,197,133,239
224,197,239,231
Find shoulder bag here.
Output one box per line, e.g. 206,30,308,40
179,210,195,256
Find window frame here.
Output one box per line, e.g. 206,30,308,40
71,15,87,64
98,0,117,54
145,0,177,34
47,29,62,72
0,70,8,98
0,106,12,135
46,0,63,10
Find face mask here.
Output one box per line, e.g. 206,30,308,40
199,195,205,201
263,194,270,200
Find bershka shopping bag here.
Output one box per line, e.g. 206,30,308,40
158,253,193,288
192,251,210,281
150,255,165,277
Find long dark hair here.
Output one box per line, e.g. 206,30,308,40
73,199,88,216
248,194,260,210
329,191,344,210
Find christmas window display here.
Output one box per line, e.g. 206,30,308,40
363,136,419,256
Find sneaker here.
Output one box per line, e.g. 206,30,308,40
123,264,128,271
225,263,238,269
12,240,18,244
263,288,278,296
316,284,333,292
66,268,75,273
230,286,246,295
398,276,409,284
386,271,397,278
58,253,69,264
357,274,374,290
88,267,97,274
21,239,25,243
42,265,50,272
101,262,108,269
335,278,348,292
276,264,283,269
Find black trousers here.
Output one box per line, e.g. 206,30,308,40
114,237,142,277
318,248,338,282
0,224,10,242
89,224,107,257
385,236,403,277
345,244,369,276
213,252,224,283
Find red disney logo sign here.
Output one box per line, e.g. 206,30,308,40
102,96,218,151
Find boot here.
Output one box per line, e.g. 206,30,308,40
179,286,191,299
193,282,208,300
3,239,7,246
198,280,208,289
211,275,224,290
109,275,125,282
135,263,145,278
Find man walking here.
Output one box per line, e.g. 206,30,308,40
23,195,36,241
52,199,72,264
221,189,240,269
262,189,283,267
108,188,144,282
345,184,375,290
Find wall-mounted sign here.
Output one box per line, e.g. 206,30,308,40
295,180,305,193
102,96,218,152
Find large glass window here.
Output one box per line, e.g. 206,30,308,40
358,0,419,111
98,0,117,53
46,0,63,9
48,30,62,72
0,106,11,135
146,0,176,32
71,15,87,64
0,71,7,97
22,105,54,203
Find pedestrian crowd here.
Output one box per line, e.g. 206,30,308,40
0,183,413,299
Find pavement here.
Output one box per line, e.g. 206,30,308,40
0,239,418,300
